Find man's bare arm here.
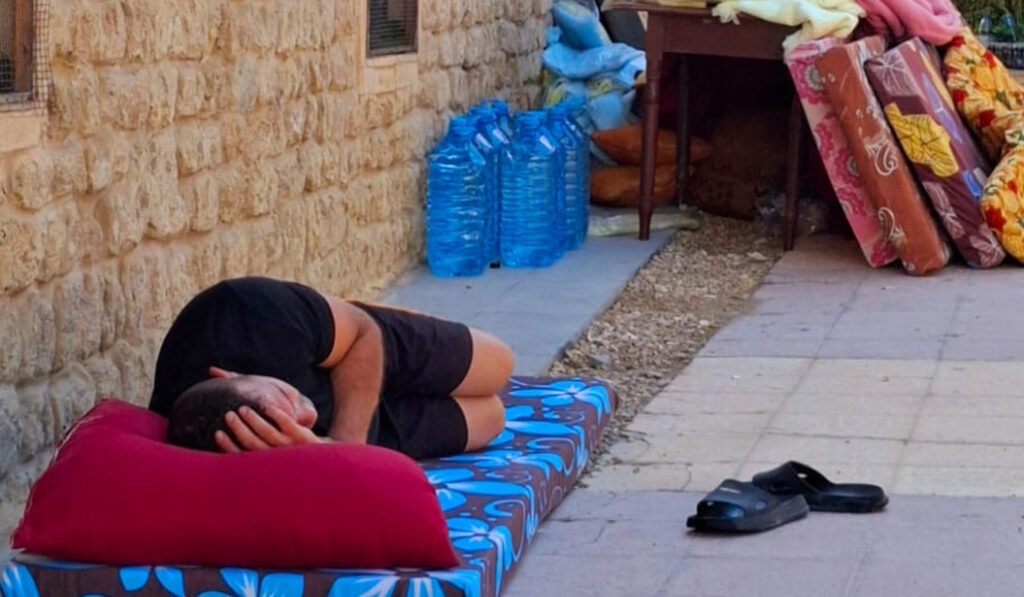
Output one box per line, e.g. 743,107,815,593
319,294,384,444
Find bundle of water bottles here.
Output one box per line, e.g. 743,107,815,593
425,98,591,277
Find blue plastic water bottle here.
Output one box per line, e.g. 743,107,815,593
469,106,510,265
500,111,560,268
546,104,588,251
426,116,489,277
544,109,569,258
566,100,591,247
489,99,516,139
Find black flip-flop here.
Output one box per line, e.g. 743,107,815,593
752,461,888,513
686,479,810,533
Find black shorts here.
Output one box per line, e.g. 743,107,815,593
352,303,474,460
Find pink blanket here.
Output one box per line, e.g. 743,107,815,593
855,0,961,45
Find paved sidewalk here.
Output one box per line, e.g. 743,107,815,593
506,235,1024,597
383,231,672,374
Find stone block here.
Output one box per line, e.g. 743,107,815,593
10,149,54,210
119,250,146,339
241,108,287,159
52,271,104,372
51,144,88,198
252,215,284,271
0,386,17,478
60,68,102,138
306,189,348,259
48,76,76,142
220,226,251,278
0,299,21,383
176,66,206,118
276,0,301,53
96,181,145,256
360,93,386,131
302,95,325,142
276,198,308,273
231,56,260,113
16,288,56,382
216,163,245,224
282,99,309,147
171,0,215,60
309,53,333,93
0,214,42,294
329,44,357,91
72,0,127,63
83,353,123,399
417,69,451,111
448,68,470,111
141,251,171,330
37,201,80,282
181,170,220,232
201,58,231,115
175,122,223,175
450,0,468,28
16,381,50,462
188,234,224,290
49,364,98,443
274,150,305,199
0,115,42,153
111,339,150,405
244,158,280,217
164,248,197,327
138,131,188,240
299,142,327,191
49,0,74,59
97,262,126,350
123,0,173,62
99,67,151,131
321,94,350,143
149,64,179,128
85,133,131,193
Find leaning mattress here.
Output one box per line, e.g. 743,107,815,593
2,377,616,597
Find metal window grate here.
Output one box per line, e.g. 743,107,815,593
0,0,49,113
367,0,417,58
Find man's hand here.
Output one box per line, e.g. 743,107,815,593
215,406,325,453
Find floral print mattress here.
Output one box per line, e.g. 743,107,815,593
2,377,616,597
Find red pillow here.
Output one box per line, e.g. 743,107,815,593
11,400,458,569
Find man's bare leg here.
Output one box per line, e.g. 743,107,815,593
453,329,514,452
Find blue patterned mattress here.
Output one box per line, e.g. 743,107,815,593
2,377,616,597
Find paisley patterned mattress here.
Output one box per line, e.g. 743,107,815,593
2,377,616,597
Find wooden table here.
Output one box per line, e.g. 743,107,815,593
606,1,804,249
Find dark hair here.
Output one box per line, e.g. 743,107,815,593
167,378,265,452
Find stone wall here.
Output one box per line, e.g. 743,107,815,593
0,0,550,540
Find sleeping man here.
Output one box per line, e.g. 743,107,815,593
148,277,513,459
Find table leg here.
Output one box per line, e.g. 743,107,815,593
676,55,691,208
639,21,664,241
783,91,804,252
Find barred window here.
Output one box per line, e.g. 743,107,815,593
1,0,34,100
367,0,417,58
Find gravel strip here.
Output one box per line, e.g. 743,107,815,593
546,215,782,475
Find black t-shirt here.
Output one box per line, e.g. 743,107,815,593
149,278,338,437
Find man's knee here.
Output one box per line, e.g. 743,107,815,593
461,395,506,452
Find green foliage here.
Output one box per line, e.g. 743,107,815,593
956,0,1024,41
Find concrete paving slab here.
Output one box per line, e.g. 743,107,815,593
504,235,1024,596
381,230,673,374
747,434,905,465
509,491,1024,596
643,391,787,416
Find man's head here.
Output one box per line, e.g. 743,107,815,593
167,374,318,451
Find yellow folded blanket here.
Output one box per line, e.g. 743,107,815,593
712,0,864,51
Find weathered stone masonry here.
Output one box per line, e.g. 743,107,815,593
0,0,551,540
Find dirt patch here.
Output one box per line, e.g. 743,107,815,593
546,215,781,472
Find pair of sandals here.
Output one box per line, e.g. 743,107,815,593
687,461,888,533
